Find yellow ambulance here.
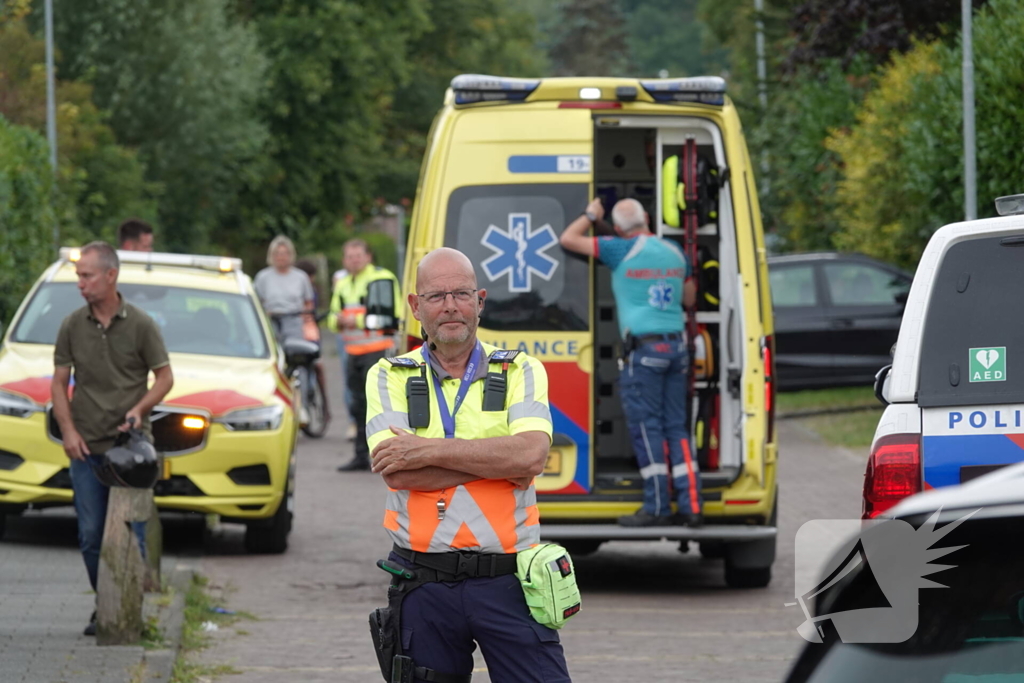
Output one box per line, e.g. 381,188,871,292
392,75,777,587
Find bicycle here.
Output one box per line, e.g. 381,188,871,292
270,311,330,439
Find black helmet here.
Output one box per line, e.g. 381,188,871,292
91,427,160,489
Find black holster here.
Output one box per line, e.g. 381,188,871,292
369,562,473,683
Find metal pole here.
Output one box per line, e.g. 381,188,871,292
45,0,59,249
754,0,770,190
754,0,767,111
962,0,977,221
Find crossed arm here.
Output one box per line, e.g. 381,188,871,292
372,426,550,491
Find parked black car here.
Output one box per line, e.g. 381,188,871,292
768,252,912,391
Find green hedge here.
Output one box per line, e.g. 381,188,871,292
0,115,56,327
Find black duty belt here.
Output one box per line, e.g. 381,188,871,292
631,331,684,346
392,545,518,579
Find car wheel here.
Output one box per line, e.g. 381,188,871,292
244,467,294,554
724,564,772,589
0,510,6,540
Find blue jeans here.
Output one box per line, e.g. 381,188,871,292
70,457,148,591
619,338,703,517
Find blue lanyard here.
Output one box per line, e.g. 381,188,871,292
421,342,482,439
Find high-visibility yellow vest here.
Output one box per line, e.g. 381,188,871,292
365,342,553,554
328,266,401,355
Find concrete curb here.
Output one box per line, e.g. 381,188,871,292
141,566,194,681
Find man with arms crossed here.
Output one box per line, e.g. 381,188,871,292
366,248,571,682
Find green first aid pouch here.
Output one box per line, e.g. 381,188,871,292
516,543,582,630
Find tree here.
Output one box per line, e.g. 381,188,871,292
51,0,269,252
621,0,727,78
376,0,546,204
828,0,1024,268
225,0,429,261
785,0,988,73
0,115,55,325
0,13,157,245
546,0,631,76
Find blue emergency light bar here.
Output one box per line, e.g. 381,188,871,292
450,74,541,105
639,76,727,106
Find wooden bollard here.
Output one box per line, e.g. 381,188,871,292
96,487,157,645
144,495,163,593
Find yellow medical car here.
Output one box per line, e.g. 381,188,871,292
0,250,297,553
389,75,778,587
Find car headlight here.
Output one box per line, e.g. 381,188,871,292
0,390,42,418
214,405,283,432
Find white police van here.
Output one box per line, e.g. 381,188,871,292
867,194,1024,518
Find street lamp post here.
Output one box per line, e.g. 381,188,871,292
962,0,977,221
44,0,59,249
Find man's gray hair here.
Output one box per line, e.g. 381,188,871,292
611,198,648,234
267,235,296,266
81,241,119,272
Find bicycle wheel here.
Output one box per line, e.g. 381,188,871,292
300,364,328,439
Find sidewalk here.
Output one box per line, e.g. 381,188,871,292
0,509,169,683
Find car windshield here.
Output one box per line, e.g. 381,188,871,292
11,282,269,359
919,235,1024,407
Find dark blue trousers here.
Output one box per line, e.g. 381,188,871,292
389,552,572,683
619,338,703,517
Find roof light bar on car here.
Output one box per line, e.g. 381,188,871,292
58,248,241,273
639,76,727,106
995,194,1024,216
450,74,540,105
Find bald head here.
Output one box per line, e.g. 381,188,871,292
611,198,648,234
412,248,483,349
416,248,477,290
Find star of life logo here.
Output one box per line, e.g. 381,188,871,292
790,509,977,643
481,213,559,293
648,280,673,310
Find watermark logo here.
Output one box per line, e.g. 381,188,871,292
789,510,977,643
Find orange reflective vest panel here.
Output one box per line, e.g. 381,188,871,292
328,266,401,355
365,343,554,554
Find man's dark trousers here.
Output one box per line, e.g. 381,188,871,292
346,349,389,463
389,553,572,682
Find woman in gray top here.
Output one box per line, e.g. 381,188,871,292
253,235,315,343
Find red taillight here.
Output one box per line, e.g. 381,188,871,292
762,335,776,443
558,101,622,109
862,435,921,519
405,335,423,353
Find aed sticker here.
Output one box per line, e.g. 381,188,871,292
969,347,1006,383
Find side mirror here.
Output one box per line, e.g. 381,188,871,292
365,279,398,331
874,364,892,406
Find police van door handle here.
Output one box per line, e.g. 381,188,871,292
831,318,854,329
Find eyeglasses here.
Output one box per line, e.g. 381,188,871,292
417,289,478,305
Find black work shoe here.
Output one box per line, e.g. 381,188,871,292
672,512,704,528
337,457,370,472
618,511,673,527
84,611,97,636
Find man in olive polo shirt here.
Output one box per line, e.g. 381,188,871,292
51,241,174,636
